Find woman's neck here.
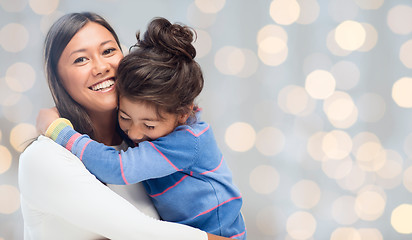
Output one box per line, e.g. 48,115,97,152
89,110,122,146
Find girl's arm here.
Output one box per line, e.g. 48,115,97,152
44,118,196,185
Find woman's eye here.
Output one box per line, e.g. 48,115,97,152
103,48,116,55
74,57,87,64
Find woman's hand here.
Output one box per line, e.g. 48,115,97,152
36,107,60,135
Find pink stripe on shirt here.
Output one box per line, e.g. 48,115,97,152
149,174,190,198
186,125,209,137
148,142,181,171
79,140,92,161
200,156,223,175
65,133,81,151
192,195,242,220
119,153,130,185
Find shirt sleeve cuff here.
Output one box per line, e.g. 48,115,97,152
45,118,74,140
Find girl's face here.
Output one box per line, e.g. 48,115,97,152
118,97,189,144
57,22,123,115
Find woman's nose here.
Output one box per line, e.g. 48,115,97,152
92,57,110,76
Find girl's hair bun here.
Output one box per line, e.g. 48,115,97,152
136,17,197,60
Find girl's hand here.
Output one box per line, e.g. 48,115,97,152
36,107,60,135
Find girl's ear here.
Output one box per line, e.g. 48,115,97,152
177,104,194,124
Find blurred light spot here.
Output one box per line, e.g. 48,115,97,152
392,77,412,108
322,130,352,160
296,0,319,25
260,37,286,54
305,70,336,99
270,0,300,25
330,227,361,240
5,62,36,92
278,85,314,116
323,91,358,129
290,180,321,209
3,94,33,123
0,23,29,52
194,0,225,14
357,93,386,122
358,23,378,52
355,141,386,172
0,185,20,214
257,24,288,45
352,132,381,156
403,166,412,193
376,150,403,180
0,0,27,12
387,5,412,35
187,2,216,28
256,206,285,236
225,122,256,152
335,20,366,51
332,196,358,225
307,131,327,161
302,52,333,76
40,11,64,34
255,127,285,156
249,165,279,194
331,61,360,90
0,145,12,174
337,165,366,191
236,49,259,78
322,156,353,180
215,46,245,75
327,29,351,56
10,123,37,152
286,211,316,239
29,0,59,15
358,228,383,240
355,188,386,221
258,43,288,66
0,78,21,106
193,29,212,58
354,0,383,9
400,40,412,69
328,0,359,22
391,204,412,234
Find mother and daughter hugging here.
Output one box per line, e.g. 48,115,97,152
19,11,246,240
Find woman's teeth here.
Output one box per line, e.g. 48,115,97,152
91,79,114,91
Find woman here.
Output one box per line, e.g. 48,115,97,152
18,12,231,240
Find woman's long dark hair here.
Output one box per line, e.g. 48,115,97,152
44,12,121,138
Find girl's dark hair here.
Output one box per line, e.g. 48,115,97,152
116,17,204,120
44,12,121,138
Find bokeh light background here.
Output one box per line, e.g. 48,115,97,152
2,0,412,239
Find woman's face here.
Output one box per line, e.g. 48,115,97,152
57,22,123,115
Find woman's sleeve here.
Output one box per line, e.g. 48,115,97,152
18,136,207,240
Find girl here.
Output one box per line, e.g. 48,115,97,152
38,17,246,239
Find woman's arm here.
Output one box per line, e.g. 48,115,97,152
19,136,208,240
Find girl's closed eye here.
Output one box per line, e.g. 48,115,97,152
119,115,130,121
144,124,155,130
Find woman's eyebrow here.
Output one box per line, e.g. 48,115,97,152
69,40,115,56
